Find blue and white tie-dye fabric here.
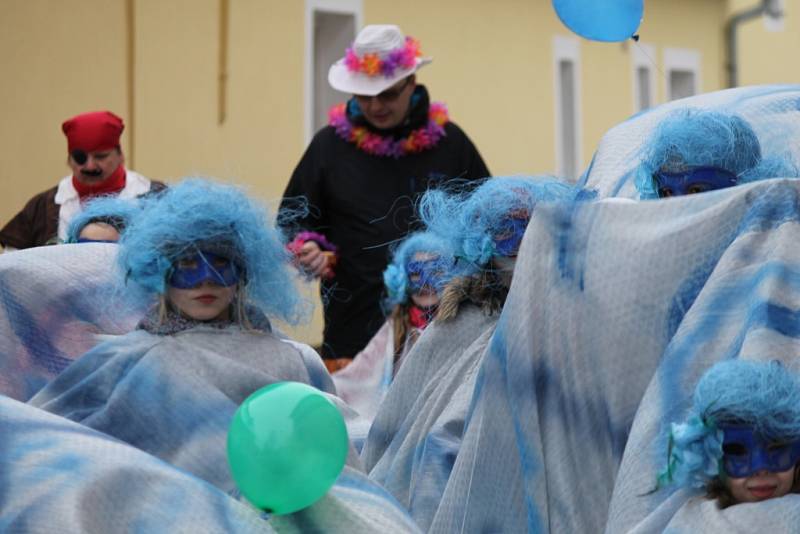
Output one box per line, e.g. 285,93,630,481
366,318,496,530
605,188,800,529
0,395,281,533
26,323,342,492
0,396,422,533
427,179,800,532
362,304,497,474
0,243,422,532
581,85,800,198
0,243,142,401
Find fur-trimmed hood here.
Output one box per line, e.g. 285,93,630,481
436,270,509,322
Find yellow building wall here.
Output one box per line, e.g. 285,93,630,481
728,0,800,85
133,0,306,201
0,0,129,225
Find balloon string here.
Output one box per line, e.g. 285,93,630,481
633,39,668,84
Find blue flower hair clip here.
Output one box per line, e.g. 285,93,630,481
659,414,724,489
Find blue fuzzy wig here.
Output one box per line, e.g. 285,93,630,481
660,359,800,489
420,176,577,266
65,196,143,243
117,178,305,325
382,231,462,309
635,108,799,198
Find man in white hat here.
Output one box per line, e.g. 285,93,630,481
280,25,490,369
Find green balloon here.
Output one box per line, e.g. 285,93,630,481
227,381,349,514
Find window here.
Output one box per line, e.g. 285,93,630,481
663,48,701,102
305,0,362,142
553,36,582,180
669,71,695,100
631,43,656,112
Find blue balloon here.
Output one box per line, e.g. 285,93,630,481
552,0,643,42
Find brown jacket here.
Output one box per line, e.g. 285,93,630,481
0,180,165,249
0,187,61,249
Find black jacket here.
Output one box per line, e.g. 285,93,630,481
280,89,489,358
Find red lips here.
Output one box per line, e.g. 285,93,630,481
194,295,218,304
748,484,777,499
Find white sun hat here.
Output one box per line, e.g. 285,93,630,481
328,25,432,96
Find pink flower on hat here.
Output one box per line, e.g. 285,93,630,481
329,25,432,96
345,36,423,79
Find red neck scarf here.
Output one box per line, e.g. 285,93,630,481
408,304,437,330
72,165,127,200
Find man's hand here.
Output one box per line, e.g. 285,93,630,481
295,241,334,279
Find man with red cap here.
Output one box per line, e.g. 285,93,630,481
0,111,163,250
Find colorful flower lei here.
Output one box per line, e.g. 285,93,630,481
345,37,422,78
329,102,449,158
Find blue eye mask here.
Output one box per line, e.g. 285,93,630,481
406,258,449,293
720,425,800,479
493,216,529,257
169,251,240,289
654,166,738,198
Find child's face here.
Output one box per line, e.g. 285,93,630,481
721,425,800,504
726,466,795,504
166,251,240,321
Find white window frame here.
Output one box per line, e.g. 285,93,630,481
552,35,583,180
304,0,363,144
663,47,701,102
631,42,657,113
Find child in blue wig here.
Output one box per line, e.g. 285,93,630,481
118,178,305,328
359,176,581,509
27,178,339,496
381,230,462,331
420,176,576,319
333,230,462,421
659,359,800,508
65,195,143,243
635,108,798,199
